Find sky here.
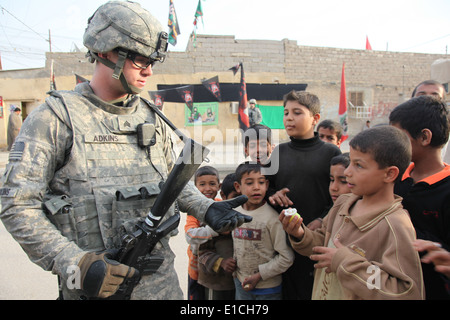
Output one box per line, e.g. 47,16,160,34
0,0,449,70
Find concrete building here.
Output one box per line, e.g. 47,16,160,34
0,34,448,150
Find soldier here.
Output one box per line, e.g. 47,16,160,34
0,1,249,300
248,99,262,127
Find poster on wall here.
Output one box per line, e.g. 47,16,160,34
185,102,218,126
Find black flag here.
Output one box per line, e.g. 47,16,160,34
202,76,222,102
75,74,88,85
149,90,168,110
176,85,195,112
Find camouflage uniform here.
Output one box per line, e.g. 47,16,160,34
0,1,213,300
0,81,213,299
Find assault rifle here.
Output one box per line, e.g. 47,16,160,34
108,138,209,300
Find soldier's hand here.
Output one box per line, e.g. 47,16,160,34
78,250,140,299
205,195,252,233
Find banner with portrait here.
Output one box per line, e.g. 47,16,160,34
185,102,218,126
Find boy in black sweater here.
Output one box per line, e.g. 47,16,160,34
265,90,341,299
390,95,450,300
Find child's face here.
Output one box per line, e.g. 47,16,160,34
318,127,341,147
245,139,273,164
344,147,391,197
329,164,351,202
234,171,268,209
221,190,240,200
284,101,320,139
195,175,220,199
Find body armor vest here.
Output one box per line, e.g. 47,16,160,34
44,90,174,252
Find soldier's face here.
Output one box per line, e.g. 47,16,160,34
106,51,153,94
122,54,153,90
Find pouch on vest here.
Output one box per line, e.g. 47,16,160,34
44,195,77,243
44,194,104,251
112,182,162,247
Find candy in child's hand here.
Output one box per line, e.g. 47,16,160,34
284,208,301,222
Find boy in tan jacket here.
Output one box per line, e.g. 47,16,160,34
280,126,424,300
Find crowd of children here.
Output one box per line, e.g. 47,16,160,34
183,83,450,300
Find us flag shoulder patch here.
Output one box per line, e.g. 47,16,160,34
9,141,25,161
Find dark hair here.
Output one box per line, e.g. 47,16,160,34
349,126,411,180
283,91,321,115
411,80,446,99
244,124,272,146
235,162,264,183
317,119,343,139
330,152,350,168
389,95,450,147
220,173,237,198
194,166,220,184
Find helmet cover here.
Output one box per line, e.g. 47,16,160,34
83,1,164,58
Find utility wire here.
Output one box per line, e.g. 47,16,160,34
402,33,450,51
0,5,64,52
1,5,49,43
1,25,80,41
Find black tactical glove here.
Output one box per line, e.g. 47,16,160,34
205,195,252,233
78,250,140,299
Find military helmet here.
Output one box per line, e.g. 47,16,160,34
83,1,168,94
84,1,166,60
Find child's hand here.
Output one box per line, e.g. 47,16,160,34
413,239,450,278
279,209,304,239
269,188,293,208
220,257,236,273
310,238,343,273
242,272,262,291
307,218,322,231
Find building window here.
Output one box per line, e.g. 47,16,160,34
349,91,364,107
348,91,371,119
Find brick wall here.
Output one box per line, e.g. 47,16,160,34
0,35,446,147
154,35,444,136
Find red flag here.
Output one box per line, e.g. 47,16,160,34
366,36,372,50
229,63,249,130
339,62,349,142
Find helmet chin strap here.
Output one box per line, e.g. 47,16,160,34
89,50,142,95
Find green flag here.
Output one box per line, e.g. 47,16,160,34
192,0,204,48
168,0,181,46
194,0,203,27
259,105,285,129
